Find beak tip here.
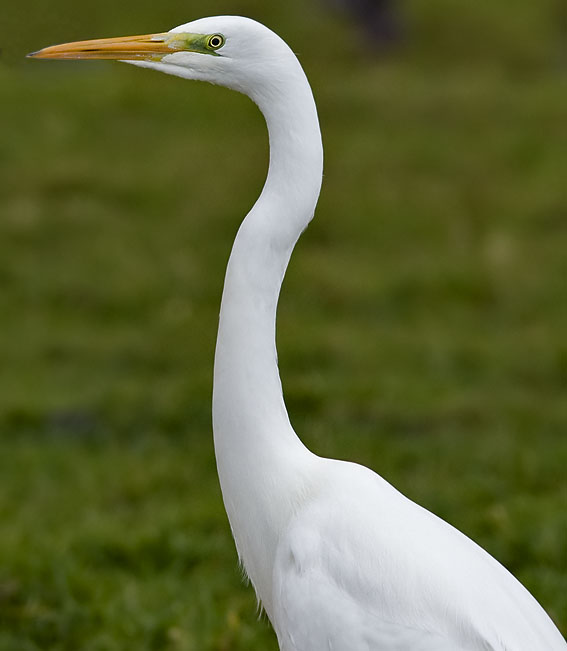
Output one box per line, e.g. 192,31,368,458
26,50,40,58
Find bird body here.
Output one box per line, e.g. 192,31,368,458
270,457,563,650
30,16,566,650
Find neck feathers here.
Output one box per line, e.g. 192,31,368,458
212,51,322,609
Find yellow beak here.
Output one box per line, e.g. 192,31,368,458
27,33,189,60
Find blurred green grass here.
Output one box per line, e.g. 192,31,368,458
1,0,566,648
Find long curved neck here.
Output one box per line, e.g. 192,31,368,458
212,58,323,606
213,65,323,461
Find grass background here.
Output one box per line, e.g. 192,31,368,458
1,0,566,648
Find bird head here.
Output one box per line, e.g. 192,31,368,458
28,16,298,101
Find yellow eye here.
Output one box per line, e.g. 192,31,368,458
207,34,225,50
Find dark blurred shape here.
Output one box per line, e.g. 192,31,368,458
325,0,404,52
48,408,102,438
558,0,567,68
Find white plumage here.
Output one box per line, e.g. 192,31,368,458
31,16,566,650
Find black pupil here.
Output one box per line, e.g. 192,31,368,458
211,36,221,47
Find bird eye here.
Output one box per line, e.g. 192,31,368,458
207,34,225,50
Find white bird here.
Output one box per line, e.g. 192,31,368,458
30,16,566,650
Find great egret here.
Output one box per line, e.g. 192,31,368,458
30,16,566,650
